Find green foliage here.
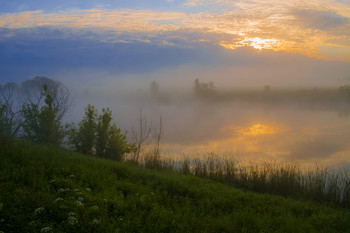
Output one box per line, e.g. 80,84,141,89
96,108,112,157
1,140,350,233
22,85,65,145
0,105,11,137
70,105,97,155
70,105,131,161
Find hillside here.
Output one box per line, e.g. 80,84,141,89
1,137,350,233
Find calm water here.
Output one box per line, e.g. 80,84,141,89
160,102,350,167
74,89,350,167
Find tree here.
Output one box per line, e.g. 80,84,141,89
131,108,152,161
70,105,131,161
105,124,131,161
22,85,65,145
193,78,216,97
152,116,164,156
21,76,71,121
96,108,113,157
0,82,23,137
0,104,11,136
69,104,97,155
150,81,160,96
0,77,71,137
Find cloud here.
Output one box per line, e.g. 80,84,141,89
1,0,350,62
291,9,349,30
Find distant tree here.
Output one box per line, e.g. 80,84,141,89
150,81,160,96
340,85,350,99
22,85,65,145
193,79,216,97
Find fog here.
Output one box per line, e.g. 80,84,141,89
68,74,350,168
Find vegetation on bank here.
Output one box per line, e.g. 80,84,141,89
1,138,350,233
140,153,350,208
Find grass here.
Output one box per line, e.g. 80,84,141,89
1,137,350,232
140,153,350,208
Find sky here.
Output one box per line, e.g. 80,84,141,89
1,0,350,87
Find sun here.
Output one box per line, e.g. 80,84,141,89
246,37,279,50
220,37,280,51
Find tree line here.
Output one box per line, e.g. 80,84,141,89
0,76,152,161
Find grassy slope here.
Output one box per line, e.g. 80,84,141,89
1,138,350,233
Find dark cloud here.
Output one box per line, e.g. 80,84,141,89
291,9,349,30
0,27,217,82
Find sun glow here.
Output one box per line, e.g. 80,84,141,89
229,123,277,136
220,37,281,51
237,124,276,136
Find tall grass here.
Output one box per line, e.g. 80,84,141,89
141,152,350,208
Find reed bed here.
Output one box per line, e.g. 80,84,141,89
139,152,350,208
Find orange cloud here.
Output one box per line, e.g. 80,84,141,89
0,0,349,62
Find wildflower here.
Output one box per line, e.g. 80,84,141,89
49,179,56,184
57,188,65,193
34,207,45,215
76,200,83,206
70,174,75,178
103,199,108,202
77,197,84,202
40,226,52,233
67,216,78,225
68,212,77,216
53,198,63,203
65,188,71,192
91,205,99,210
85,188,91,192
118,216,123,221
91,219,99,224
73,189,80,192
28,220,36,226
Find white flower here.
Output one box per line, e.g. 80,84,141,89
40,226,52,233
53,198,63,203
70,174,75,178
76,200,83,206
49,179,56,184
77,197,84,202
85,188,91,192
28,220,36,226
67,216,78,225
73,189,79,192
68,212,76,216
34,207,45,215
57,188,65,193
91,218,99,224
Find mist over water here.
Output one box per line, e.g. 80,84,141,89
69,83,350,168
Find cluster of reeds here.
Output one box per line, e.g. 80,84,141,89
141,152,350,208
